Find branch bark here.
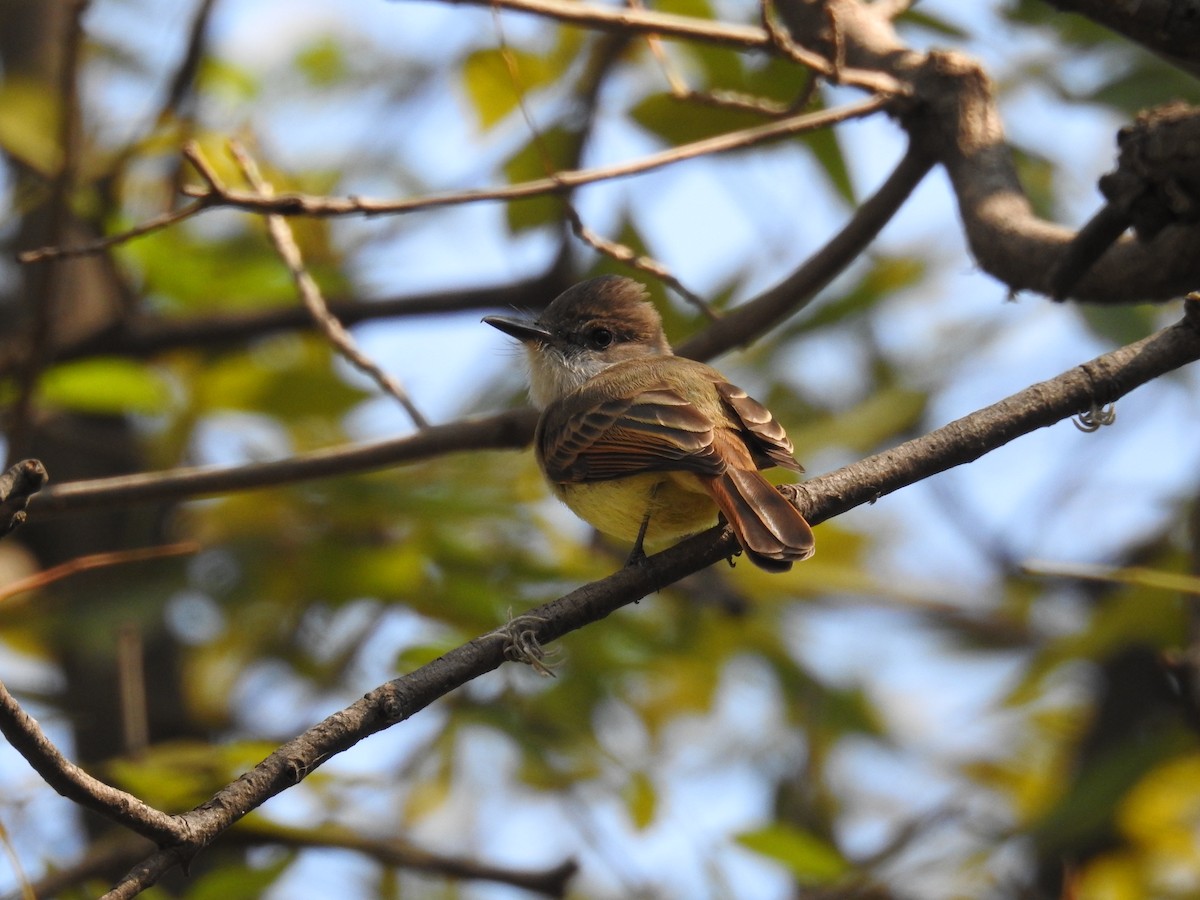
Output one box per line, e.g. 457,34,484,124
1040,0,1200,79
9,304,1196,898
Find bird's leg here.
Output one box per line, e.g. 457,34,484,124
625,482,661,567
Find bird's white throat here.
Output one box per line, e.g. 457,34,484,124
524,346,611,409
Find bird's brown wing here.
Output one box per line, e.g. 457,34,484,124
714,381,803,473
539,386,724,483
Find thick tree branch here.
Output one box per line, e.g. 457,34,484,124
19,304,1194,898
1040,0,1200,79
772,0,1200,303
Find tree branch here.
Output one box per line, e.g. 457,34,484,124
32,410,539,514
1039,0,1200,79
0,676,183,846
0,272,571,373
27,303,1198,898
677,140,935,359
770,0,1200,304
0,459,48,538
223,140,430,428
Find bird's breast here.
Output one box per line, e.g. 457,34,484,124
552,472,718,548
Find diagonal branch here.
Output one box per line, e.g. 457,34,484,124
222,140,430,428
0,676,184,846
34,303,1199,898
1038,0,1200,79
678,140,935,359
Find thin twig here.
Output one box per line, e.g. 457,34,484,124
563,207,717,319
0,542,199,606
627,0,689,96
490,8,716,319
442,0,907,96
223,140,430,429
179,97,893,217
21,97,891,262
16,199,212,264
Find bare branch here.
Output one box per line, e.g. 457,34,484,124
0,272,569,371
232,820,577,897
678,141,935,359
0,542,198,606
770,0,1200,304
69,304,1200,896
440,0,906,94
0,677,183,846
32,410,539,514
0,459,48,538
1040,0,1200,79
16,199,211,264
224,139,430,428
177,97,894,218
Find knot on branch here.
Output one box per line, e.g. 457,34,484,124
0,458,48,537
1100,101,1200,241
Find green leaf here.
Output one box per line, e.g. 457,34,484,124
295,36,348,87
801,124,855,205
187,853,290,900
625,770,658,830
501,125,575,232
462,32,582,131
736,824,851,884
0,79,61,175
463,47,535,130
39,358,174,415
630,93,766,146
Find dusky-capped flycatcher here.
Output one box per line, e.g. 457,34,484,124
484,276,814,571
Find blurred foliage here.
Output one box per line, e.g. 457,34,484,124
0,2,1198,900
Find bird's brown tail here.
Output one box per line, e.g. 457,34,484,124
705,467,815,572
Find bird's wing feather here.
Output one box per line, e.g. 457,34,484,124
540,387,723,483
714,381,804,473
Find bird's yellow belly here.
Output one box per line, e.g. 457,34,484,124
553,472,719,551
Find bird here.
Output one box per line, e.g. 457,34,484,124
484,275,814,571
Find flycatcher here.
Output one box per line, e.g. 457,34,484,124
484,276,814,571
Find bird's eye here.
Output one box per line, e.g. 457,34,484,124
586,327,614,349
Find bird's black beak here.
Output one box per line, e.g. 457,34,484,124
483,314,552,343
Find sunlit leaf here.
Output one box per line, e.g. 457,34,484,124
0,79,60,175
630,93,766,146
735,824,851,884
39,358,174,415
295,36,347,87
501,125,575,232
187,853,291,900
625,770,657,830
